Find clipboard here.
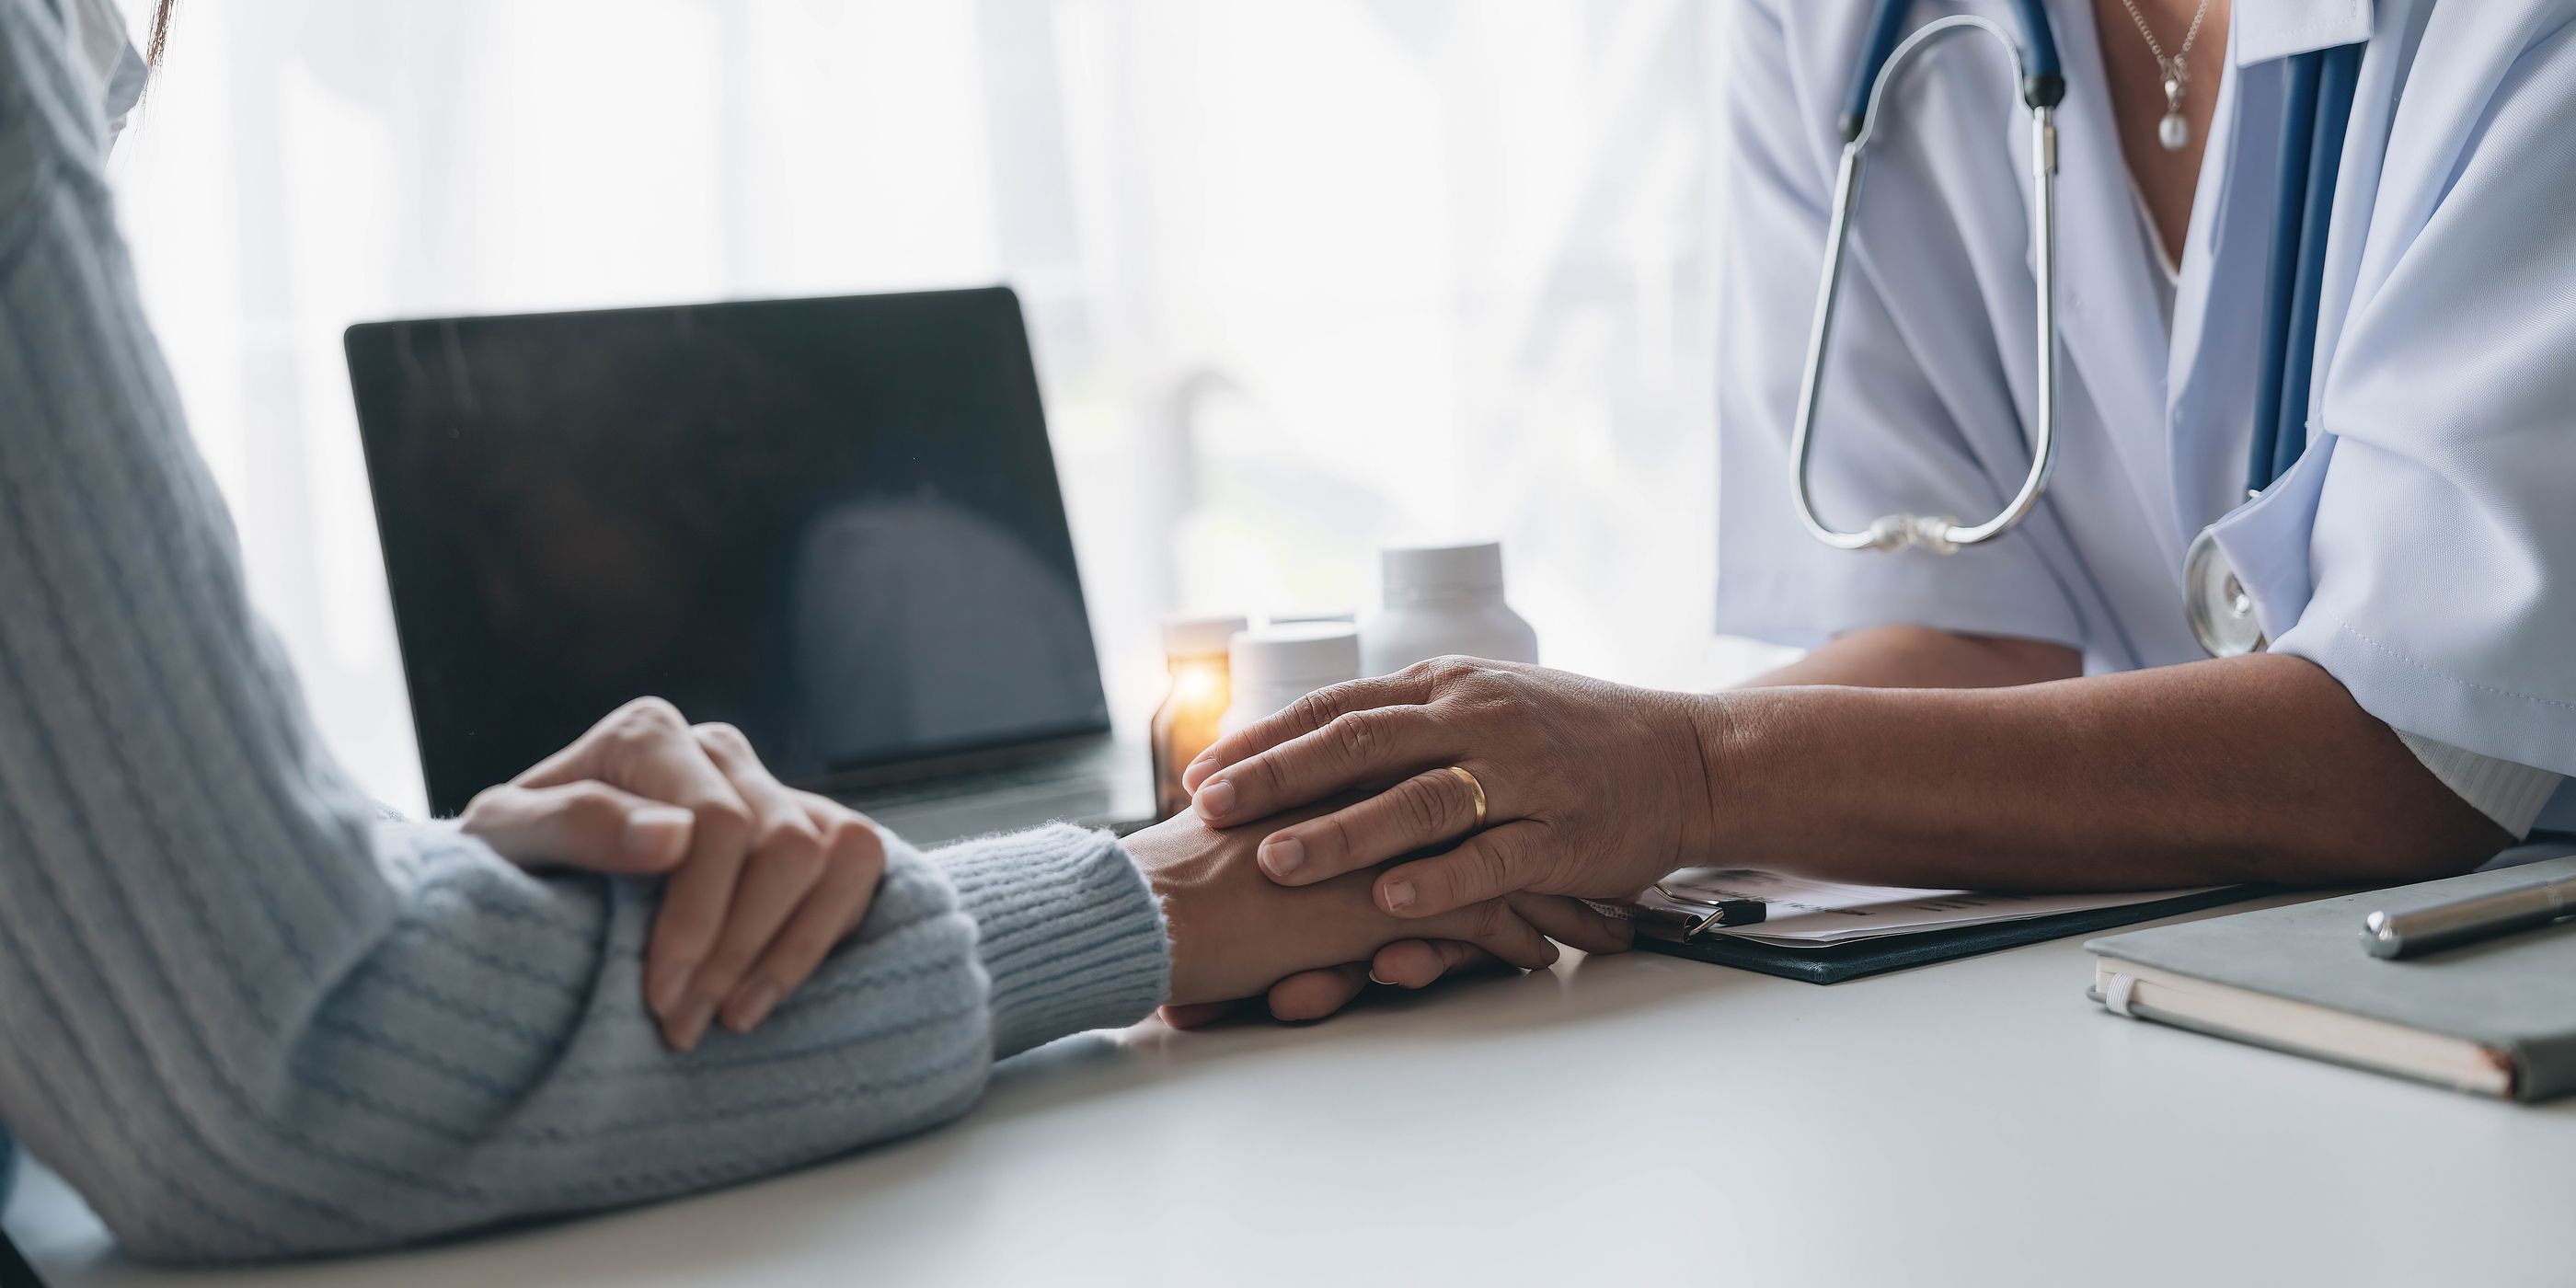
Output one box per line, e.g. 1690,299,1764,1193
1617,884,2261,984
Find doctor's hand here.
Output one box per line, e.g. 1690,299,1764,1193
1121,807,1627,1017
1182,658,1713,919
461,698,888,1052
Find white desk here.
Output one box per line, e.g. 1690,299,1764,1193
11,896,2574,1288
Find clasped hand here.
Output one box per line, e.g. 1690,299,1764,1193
1185,657,1715,918
459,698,889,1052
458,696,1626,1050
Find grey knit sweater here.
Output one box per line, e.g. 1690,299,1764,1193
0,0,1171,1263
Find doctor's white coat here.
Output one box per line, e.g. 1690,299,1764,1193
1715,0,2576,826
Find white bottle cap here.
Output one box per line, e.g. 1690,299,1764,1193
1267,609,1357,627
1162,614,1249,659
1229,623,1362,689
1383,541,1504,595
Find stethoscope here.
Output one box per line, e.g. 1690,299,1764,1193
1790,0,2365,659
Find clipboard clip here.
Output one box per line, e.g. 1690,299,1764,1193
1648,883,1767,941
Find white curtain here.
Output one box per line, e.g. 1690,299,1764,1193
106,0,1787,817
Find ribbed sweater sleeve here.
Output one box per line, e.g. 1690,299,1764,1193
0,0,1169,1264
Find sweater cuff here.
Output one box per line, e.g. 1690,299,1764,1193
928,824,1171,1058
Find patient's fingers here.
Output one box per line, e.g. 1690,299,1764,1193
1259,899,1584,1020
1505,892,1635,955
460,781,696,875
666,724,830,1051
1264,963,1373,1021
1368,901,1622,988
719,798,889,1035
1368,939,1495,989
1416,893,1558,971
526,700,757,1027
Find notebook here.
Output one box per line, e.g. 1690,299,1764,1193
2087,855,2576,1102
1610,867,2257,984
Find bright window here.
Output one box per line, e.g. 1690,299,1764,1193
109,0,1787,816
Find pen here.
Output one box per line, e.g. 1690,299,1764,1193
1583,890,1766,941
2362,873,2576,960
1644,885,1767,940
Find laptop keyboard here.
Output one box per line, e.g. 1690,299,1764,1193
842,756,1106,810
820,739,1155,846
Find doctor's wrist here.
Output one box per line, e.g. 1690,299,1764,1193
1676,692,1742,864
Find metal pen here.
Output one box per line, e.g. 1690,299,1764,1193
2362,873,2576,960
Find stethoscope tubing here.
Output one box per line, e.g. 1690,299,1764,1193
1797,1,2363,581
1790,12,2062,554
1841,0,2063,137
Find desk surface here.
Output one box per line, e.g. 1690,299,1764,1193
12,893,2575,1288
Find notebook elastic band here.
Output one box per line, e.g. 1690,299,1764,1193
2104,972,2139,1018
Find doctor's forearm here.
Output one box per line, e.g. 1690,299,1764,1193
1692,653,2506,890
1745,626,2081,689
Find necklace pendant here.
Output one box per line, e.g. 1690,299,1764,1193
2157,60,2191,151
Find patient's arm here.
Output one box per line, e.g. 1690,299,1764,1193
0,17,1160,1259
0,11,1604,1257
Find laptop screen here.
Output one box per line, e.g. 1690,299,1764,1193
347,287,1111,817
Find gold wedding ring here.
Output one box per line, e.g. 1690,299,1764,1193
1444,765,1489,830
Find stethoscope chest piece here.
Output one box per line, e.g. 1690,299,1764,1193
2183,525,2267,658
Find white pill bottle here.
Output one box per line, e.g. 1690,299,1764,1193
1221,623,1363,736
1359,541,1539,677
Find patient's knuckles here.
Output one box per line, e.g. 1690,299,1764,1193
597,702,694,778
560,783,632,834
607,696,689,743
819,813,885,869
692,721,756,763
619,695,688,725
459,786,512,830
750,822,827,883
599,723,669,774
686,796,754,845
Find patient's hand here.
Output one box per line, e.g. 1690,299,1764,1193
461,698,888,1052
1177,889,1632,1026
1123,811,1626,1014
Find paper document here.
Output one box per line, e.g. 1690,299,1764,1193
1643,868,2219,949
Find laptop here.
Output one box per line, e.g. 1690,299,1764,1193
344,286,1154,845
